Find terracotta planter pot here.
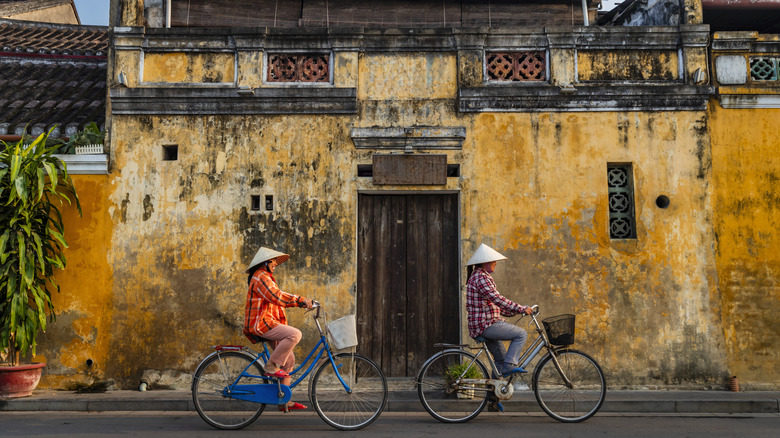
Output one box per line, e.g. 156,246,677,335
0,363,45,399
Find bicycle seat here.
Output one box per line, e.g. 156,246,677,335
248,334,272,344
473,336,488,343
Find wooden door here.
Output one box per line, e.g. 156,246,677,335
357,194,460,377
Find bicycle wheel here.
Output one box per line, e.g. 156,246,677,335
309,352,388,430
533,348,606,423
416,349,490,423
192,350,267,430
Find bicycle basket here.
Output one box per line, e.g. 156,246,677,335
542,314,575,346
327,314,358,349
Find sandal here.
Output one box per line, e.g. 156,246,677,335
263,369,290,378
279,402,307,412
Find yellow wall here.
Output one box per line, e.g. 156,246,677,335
709,103,780,388
87,46,732,389
143,52,235,84
36,174,114,389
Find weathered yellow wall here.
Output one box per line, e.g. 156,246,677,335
2,4,78,24
91,47,732,389
578,50,679,82
143,52,235,83
709,103,780,388
36,174,114,389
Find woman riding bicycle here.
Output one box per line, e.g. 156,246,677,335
243,246,313,411
466,243,533,377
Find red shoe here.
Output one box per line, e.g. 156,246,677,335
279,402,307,412
263,369,290,378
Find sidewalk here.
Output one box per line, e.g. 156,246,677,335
2,388,779,414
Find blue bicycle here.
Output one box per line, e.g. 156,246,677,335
191,302,388,430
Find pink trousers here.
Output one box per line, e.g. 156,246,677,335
262,324,302,374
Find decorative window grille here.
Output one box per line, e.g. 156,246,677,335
607,164,637,239
486,51,546,81
750,57,779,82
267,53,330,83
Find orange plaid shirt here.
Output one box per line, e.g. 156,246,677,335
243,268,305,341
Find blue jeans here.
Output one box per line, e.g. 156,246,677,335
480,321,528,375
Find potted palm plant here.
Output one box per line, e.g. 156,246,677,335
0,130,80,398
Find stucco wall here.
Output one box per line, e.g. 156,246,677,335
36,174,113,389
87,44,731,389
710,103,780,389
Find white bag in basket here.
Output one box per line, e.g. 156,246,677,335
328,315,358,349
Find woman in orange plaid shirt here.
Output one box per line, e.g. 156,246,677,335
243,247,313,411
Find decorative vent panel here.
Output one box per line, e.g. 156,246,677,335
268,54,330,83
750,57,778,82
607,164,637,239
486,51,546,81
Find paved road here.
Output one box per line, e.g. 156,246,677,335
1,411,779,437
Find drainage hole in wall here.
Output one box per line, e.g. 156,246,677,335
656,195,670,209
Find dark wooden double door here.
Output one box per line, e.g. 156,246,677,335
357,194,460,377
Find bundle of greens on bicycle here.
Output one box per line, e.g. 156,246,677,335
415,243,606,423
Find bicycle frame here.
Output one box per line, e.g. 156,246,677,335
449,309,572,397
216,303,355,404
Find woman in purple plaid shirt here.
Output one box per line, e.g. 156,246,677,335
466,244,533,376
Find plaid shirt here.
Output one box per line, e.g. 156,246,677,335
243,268,305,342
466,266,528,338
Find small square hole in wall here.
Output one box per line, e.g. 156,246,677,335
265,195,274,211
250,195,261,211
357,164,373,177
163,144,178,161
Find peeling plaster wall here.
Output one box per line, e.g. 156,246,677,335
710,103,780,389
105,115,359,386
36,175,114,389
96,47,730,389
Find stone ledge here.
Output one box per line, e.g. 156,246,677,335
459,84,714,112
110,86,357,115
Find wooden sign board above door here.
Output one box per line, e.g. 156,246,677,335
372,154,447,185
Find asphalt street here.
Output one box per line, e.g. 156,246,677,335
1,411,779,438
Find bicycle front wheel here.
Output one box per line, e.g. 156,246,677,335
416,350,490,423
533,348,606,423
191,350,266,430
310,352,388,430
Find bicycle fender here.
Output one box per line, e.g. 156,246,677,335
228,384,292,405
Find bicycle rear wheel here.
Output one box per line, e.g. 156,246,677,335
533,349,606,423
310,352,388,430
191,350,266,430
416,350,490,423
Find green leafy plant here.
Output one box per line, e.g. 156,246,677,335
0,129,81,366
50,122,105,154
444,361,482,384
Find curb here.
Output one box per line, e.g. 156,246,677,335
2,390,779,414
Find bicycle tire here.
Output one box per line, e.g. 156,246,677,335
191,350,267,430
416,349,490,423
309,352,388,430
532,348,606,423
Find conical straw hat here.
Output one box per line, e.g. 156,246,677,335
246,247,290,272
466,243,507,266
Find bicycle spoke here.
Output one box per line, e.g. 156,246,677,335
192,351,267,430
533,349,606,423
310,353,388,430
417,350,490,423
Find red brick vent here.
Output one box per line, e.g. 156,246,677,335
268,53,329,82
486,52,546,81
